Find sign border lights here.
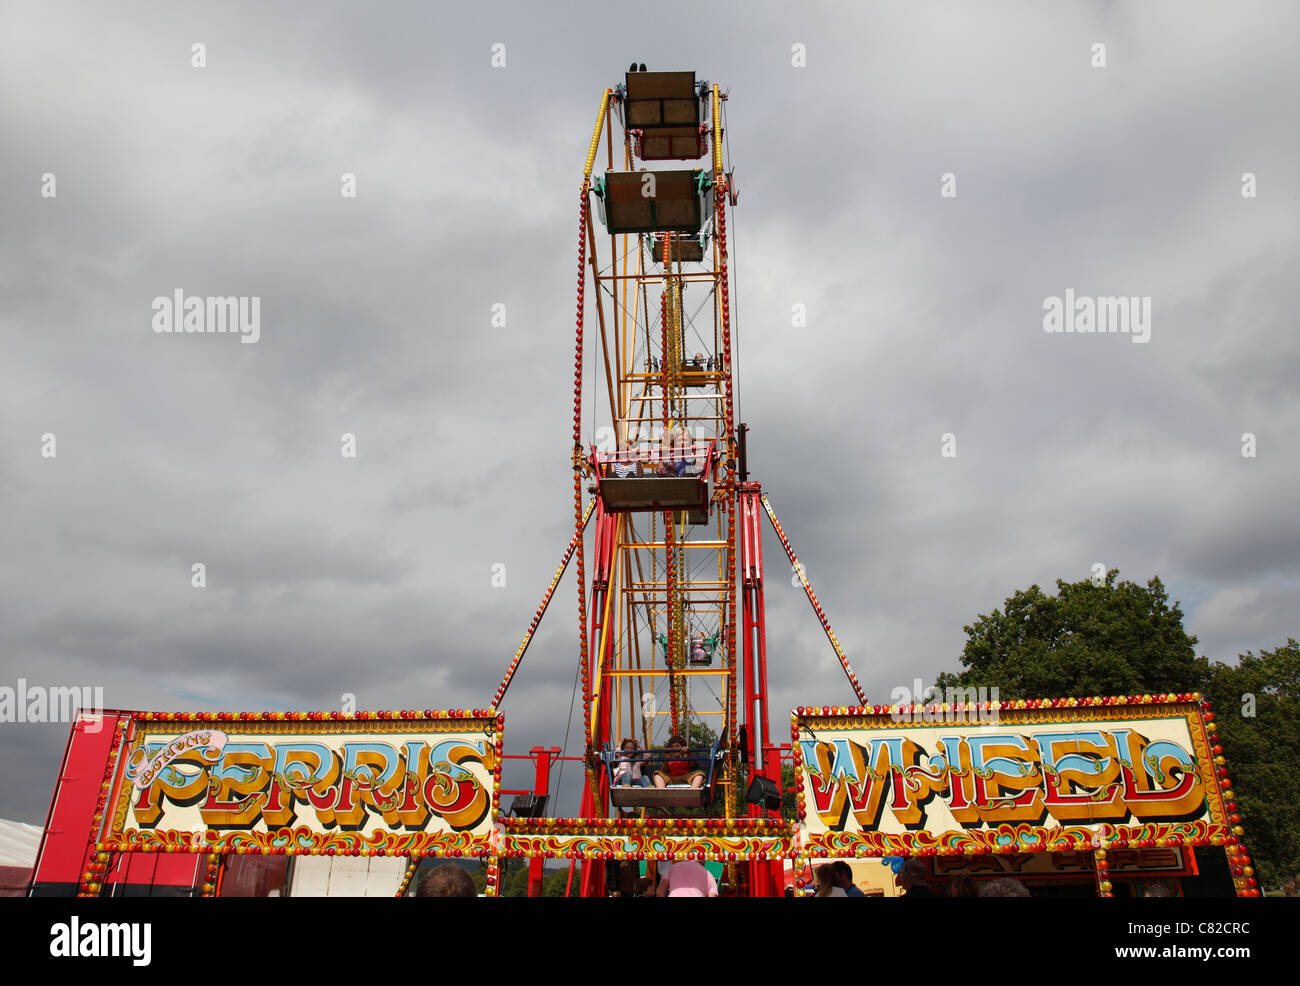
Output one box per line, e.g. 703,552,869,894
791,694,1236,862
99,709,503,862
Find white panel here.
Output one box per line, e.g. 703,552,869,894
324,855,370,897
362,857,407,897
288,855,409,897
288,857,332,897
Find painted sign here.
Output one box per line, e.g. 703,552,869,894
793,699,1228,856
930,846,1192,879
105,712,502,856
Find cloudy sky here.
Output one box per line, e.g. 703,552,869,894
1,0,1296,823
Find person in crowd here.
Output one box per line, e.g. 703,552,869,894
895,858,936,898
948,874,978,898
653,734,705,788
814,865,847,897
611,737,651,787
832,860,865,897
657,858,717,897
416,863,477,897
977,877,1030,898
606,859,641,897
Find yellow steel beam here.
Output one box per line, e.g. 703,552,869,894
582,89,612,185
711,84,723,176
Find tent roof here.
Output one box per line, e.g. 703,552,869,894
0,818,42,868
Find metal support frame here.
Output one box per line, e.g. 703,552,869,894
738,483,784,896
527,747,560,897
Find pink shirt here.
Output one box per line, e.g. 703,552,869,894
664,860,717,897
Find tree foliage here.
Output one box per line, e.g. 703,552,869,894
680,719,730,817
494,859,573,897
780,763,797,822
1201,639,1300,890
935,570,1206,699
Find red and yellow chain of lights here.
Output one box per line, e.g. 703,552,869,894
576,91,611,803
77,715,129,896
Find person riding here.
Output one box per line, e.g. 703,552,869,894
653,734,705,789
656,424,693,477
608,434,642,478
611,737,651,787
678,426,705,477
656,425,680,476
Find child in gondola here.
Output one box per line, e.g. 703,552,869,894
612,737,651,787
652,734,705,788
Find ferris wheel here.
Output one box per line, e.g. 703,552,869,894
571,69,741,816
490,66,867,896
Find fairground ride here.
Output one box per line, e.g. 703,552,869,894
488,66,867,897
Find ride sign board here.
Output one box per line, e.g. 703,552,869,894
792,696,1230,857
930,846,1193,879
103,711,502,857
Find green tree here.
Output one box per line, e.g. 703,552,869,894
935,570,1206,699
1202,639,1300,890
494,859,576,897
685,718,718,751
679,719,730,817
780,763,797,822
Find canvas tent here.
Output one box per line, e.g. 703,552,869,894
0,818,41,897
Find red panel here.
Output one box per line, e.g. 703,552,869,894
30,713,128,887
111,853,198,888
590,499,620,760
104,852,132,883
98,851,199,894
151,854,200,888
